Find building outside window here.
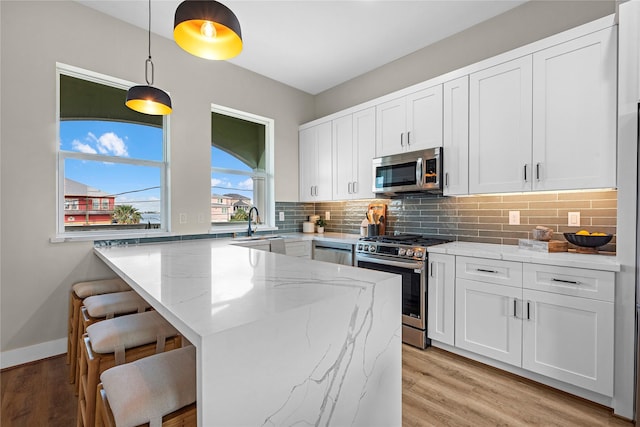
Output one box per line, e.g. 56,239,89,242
210,105,274,229
57,64,168,235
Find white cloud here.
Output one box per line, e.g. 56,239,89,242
237,178,253,190
72,139,97,154
211,178,223,187
96,132,129,157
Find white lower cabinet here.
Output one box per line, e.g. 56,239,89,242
285,240,312,259
450,257,615,397
521,289,614,396
427,253,455,346
455,278,523,366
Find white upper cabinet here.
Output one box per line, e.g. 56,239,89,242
469,56,533,194
531,27,617,191
469,26,617,195
299,121,332,202
376,85,443,157
332,107,376,200
443,76,470,196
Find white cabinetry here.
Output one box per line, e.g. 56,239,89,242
454,256,615,396
375,85,443,157
521,264,614,396
299,122,332,202
455,258,523,366
469,27,617,194
531,27,617,191
442,76,469,196
332,107,376,200
469,56,533,194
427,253,456,346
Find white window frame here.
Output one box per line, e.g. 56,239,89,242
54,63,171,242
210,104,275,232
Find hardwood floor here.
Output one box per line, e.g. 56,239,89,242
403,345,632,427
1,346,634,426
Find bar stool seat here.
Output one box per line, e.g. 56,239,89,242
75,291,151,393
68,278,130,383
97,346,196,427
77,311,182,427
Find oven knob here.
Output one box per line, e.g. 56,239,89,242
414,249,424,259
368,245,376,253
357,243,362,251
398,248,406,256
406,249,414,257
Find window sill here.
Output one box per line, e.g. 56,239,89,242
209,225,279,236
50,230,174,243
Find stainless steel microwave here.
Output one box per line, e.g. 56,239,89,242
372,147,442,196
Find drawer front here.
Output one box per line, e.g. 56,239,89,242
285,241,311,258
456,257,522,288
523,264,614,302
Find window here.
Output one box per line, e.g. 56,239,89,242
210,105,274,229
57,64,168,236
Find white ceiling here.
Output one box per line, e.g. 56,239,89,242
76,0,527,95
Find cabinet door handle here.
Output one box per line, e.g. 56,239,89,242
430,262,434,278
347,182,352,194
353,181,358,193
476,268,498,274
513,298,518,318
523,164,528,182
445,172,449,187
527,301,531,320
400,132,404,147
536,163,541,181
407,131,411,146
551,278,581,285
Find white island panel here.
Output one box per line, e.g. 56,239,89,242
94,239,401,426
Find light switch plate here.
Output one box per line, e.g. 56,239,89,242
325,211,331,220
279,212,285,221
179,213,187,224
508,211,520,225
568,212,580,226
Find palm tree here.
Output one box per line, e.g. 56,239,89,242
112,204,142,224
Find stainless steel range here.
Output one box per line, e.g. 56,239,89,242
355,234,450,349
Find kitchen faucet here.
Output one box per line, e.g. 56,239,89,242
247,207,260,236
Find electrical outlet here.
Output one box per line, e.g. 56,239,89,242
197,213,204,223
279,211,285,221
325,211,331,220
568,212,580,226
179,213,187,224
508,211,520,225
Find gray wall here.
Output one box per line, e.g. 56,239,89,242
314,0,616,117
0,1,314,354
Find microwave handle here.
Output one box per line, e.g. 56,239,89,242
416,157,424,186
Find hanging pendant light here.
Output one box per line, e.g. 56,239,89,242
126,0,172,115
174,0,242,60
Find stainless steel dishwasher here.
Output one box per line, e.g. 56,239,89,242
312,240,354,266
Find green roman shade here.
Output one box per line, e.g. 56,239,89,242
211,112,265,170
60,74,162,128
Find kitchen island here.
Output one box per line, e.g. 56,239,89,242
94,238,401,426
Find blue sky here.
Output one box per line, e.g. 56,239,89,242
60,120,254,213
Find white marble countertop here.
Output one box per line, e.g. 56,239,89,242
94,238,391,342
428,241,621,272
93,237,402,426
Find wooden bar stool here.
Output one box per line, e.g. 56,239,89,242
75,291,151,391
77,311,182,427
68,278,131,384
96,346,196,427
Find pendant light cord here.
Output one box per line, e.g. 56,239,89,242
145,0,154,86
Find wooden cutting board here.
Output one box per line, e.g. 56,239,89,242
368,203,387,236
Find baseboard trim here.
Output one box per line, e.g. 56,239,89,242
1,338,67,370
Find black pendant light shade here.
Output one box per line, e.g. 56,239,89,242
126,0,172,116
174,0,243,60
126,85,172,116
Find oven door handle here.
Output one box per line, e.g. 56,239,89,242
356,255,424,271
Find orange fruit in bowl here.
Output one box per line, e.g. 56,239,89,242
576,230,590,236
